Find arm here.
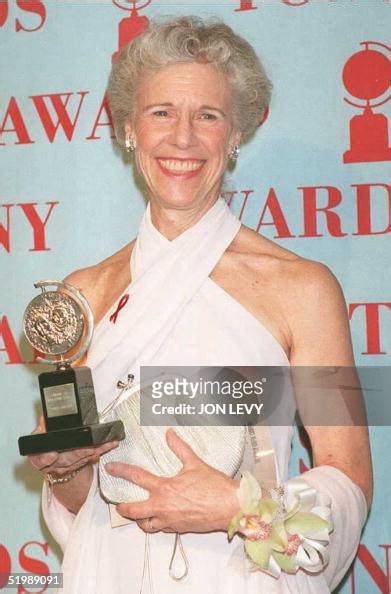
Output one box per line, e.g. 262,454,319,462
26,245,134,549
106,261,372,552
28,415,119,514
27,266,120,515
284,261,372,588
51,467,93,513
287,261,372,507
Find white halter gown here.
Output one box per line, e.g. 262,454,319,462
42,199,366,594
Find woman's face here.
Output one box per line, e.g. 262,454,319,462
126,61,240,211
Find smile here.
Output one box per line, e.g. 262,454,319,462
157,158,204,174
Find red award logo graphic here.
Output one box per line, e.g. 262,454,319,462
343,41,391,164
112,0,151,62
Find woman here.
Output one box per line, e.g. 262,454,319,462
28,16,372,594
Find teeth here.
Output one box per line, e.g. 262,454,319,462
158,159,202,173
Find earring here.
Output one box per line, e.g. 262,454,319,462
125,135,136,152
229,144,240,162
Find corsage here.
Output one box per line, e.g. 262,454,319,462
228,471,333,577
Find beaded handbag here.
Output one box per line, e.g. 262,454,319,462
98,380,246,503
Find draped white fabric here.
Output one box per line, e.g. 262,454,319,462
42,199,367,594
88,198,242,408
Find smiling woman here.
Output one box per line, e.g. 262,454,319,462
27,15,371,594
126,61,239,216
108,17,271,145
108,16,271,231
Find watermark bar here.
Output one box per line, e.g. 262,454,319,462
138,366,391,426
0,573,63,590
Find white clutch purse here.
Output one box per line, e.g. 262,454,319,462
98,381,246,503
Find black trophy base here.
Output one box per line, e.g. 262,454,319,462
18,420,125,455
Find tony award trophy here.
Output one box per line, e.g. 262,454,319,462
18,281,125,455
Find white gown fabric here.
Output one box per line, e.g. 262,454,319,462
42,199,367,594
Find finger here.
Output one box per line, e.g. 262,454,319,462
49,448,95,469
40,447,96,473
52,440,118,468
43,463,90,477
161,526,176,533
136,517,165,533
94,441,120,458
29,440,119,473
116,500,154,521
46,454,92,472
29,441,93,472
137,517,176,534
90,441,119,463
28,451,59,471
96,440,119,453
31,416,46,436
165,428,203,468
105,462,162,491
36,416,46,433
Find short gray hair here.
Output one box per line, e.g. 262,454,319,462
108,16,272,147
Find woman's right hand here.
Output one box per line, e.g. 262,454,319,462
27,416,120,477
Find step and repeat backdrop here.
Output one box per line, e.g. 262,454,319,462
1,1,390,592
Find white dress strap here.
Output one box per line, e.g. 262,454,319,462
87,198,241,410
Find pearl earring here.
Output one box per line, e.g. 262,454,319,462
229,144,240,162
125,135,136,152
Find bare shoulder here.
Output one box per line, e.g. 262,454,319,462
63,241,134,321
229,224,343,301
282,253,344,305
232,228,354,365
219,225,350,361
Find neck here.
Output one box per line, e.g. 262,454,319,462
149,196,221,240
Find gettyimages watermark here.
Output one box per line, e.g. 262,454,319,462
138,366,391,427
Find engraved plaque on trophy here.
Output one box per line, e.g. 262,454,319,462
18,281,125,455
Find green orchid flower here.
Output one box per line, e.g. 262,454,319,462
228,472,288,570
228,472,331,575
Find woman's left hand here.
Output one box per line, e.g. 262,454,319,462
105,428,240,534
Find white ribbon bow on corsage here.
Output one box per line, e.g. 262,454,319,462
228,471,333,578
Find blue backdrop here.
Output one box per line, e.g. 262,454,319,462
1,1,390,592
